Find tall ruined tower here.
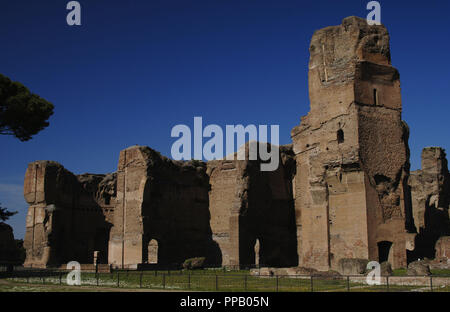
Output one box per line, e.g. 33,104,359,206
291,17,414,270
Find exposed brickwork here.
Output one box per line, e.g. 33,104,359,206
23,161,113,267
291,16,412,270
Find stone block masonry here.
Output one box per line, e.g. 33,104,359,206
23,161,114,267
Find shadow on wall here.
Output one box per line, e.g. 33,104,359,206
238,154,298,268
140,158,223,267
408,148,450,262
137,145,298,268
409,200,450,261
23,162,115,268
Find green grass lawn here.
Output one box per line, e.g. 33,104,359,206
0,283,103,292
430,269,450,276
392,268,450,276
4,269,450,292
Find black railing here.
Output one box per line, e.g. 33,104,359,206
1,268,449,292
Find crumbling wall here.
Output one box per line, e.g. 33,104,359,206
207,143,297,267
109,146,219,268
291,16,413,270
409,147,450,260
435,236,450,261
206,158,244,266
23,161,115,267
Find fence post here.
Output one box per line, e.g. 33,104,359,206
276,275,279,292
188,273,191,290
244,275,247,291
310,276,314,292
163,273,166,289
96,273,99,287
59,272,62,285
430,276,433,292
215,274,218,291
139,272,143,288
117,272,120,288
347,276,350,292
42,276,45,285
386,276,389,292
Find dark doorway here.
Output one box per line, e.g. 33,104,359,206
378,241,393,263
373,88,379,105
337,129,344,143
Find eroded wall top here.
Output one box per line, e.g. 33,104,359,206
306,16,398,126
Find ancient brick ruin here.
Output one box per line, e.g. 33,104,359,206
207,143,298,268
291,16,413,270
108,146,219,268
23,161,114,267
22,17,450,271
409,147,450,260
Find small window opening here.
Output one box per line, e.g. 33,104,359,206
373,88,379,105
337,129,344,144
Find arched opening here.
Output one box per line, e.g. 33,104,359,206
337,129,344,144
148,239,159,264
378,241,393,263
373,88,379,105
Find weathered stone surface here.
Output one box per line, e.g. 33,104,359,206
182,257,206,270
435,236,450,261
407,260,431,276
409,147,450,260
379,261,393,276
23,161,115,267
337,258,368,275
291,16,412,270
286,266,318,276
207,142,297,268
250,267,275,277
109,146,219,269
251,266,316,277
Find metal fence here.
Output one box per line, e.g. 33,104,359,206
1,269,449,292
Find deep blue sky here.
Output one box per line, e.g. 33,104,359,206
1,0,449,239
